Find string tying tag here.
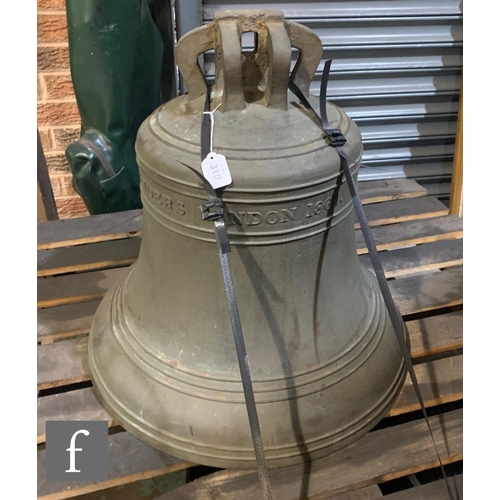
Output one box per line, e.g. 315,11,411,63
200,104,233,190
202,104,221,153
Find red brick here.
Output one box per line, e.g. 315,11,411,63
38,102,80,126
50,174,78,197
53,127,80,149
38,14,68,43
49,175,63,197
39,129,52,151
37,74,46,100
37,46,69,71
44,74,75,100
45,152,71,174
60,175,78,197
55,196,89,219
38,0,66,9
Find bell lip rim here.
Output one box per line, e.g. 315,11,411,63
87,341,407,469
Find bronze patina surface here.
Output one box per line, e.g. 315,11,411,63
88,10,406,469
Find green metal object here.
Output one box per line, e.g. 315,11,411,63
65,0,165,214
88,10,407,469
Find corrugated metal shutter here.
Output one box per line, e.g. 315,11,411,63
199,1,463,196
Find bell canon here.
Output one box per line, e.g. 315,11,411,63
88,9,407,469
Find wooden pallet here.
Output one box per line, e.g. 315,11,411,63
37,178,463,499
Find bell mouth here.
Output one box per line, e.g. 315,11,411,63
89,347,406,469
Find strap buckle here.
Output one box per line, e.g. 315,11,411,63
325,128,347,147
201,198,224,221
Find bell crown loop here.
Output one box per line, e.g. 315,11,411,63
176,10,323,111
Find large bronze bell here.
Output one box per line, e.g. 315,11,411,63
88,10,407,469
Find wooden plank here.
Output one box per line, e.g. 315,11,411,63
38,300,101,343
37,431,194,500
37,388,114,443
37,196,442,278
356,179,427,205
449,86,463,217
36,353,463,443
322,486,383,499
405,311,463,359
37,268,126,308
156,409,462,500
356,215,463,256
389,267,463,316
387,355,463,416
37,209,143,250
359,239,463,279
384,476,463,500
38,338,88,390
38,238,141,277
356,196,448,229
37,219,463,309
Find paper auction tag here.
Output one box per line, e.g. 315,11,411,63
201,152,232,189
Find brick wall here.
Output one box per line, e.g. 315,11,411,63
37,0,88,218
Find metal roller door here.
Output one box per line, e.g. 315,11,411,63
178,1,463,198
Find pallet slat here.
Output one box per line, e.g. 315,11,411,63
389,267,463,316
405,311,463,359
156,409,463,500
37,431,194,500
36,354,463,444
355,196,447,229
38,268,125,309
38,238,141,277
359,239,463,279
37,209,143,250
355,215,463,255
37,388,113,443
384,476,462,500
322,486,383,499
38,300,101,343
387,355,463,417
355,179,427,205
38,338,89,390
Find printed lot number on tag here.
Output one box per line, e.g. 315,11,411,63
201,153,232,190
